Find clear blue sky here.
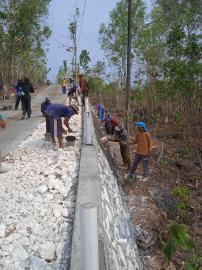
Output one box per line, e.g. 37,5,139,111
46,0,118,81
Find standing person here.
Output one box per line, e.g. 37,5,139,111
62,77,67,94
14,79,24,110
125,121,153,182
78,74,91,107
0,81,5,101
109,123,131,169
45,103,79,148
3,83,8,100
68,78,79,105
0,114,8,173
21,77,34,119
41,97,51,134
98,104,105,121
0,114,6,129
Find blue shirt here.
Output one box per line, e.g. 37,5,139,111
99,104,105,121
15,85,23,96
41,100,51,114
45,104,75,119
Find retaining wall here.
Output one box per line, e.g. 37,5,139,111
70,100,142,270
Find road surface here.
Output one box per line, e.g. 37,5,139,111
0,85,66,157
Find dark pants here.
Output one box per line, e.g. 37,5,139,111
119,142,131,169
105,122,111,135
129,153,149,177
22,95,31,118
45,116,51,134
62,86,67,94
15,96,22,110
105,122,115,135
111,126,115,135
82,90,89,107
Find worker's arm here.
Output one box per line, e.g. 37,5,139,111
64,118,72,133
127,135,138,145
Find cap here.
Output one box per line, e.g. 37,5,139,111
115,123,124,132
70,104,79,114
135,121,148,132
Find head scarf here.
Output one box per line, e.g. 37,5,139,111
135,121,148,132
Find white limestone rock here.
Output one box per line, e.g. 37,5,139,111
38,185,48,194
30,256,47,270
47,178,55,190
61,209,68,218
53,180,66,194
12,245,29,262
0,224,6,238
39,209,46,217
4,262,24,270
53,208,61,218
0,250,9,257
19,258,31,269
1,244,14,252
38,242,56,261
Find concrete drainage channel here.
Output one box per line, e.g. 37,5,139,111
70,98,142,270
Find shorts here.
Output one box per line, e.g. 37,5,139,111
49,117,63,137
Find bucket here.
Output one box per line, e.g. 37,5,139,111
65,135,76,146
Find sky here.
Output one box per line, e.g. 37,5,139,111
46,0,118,81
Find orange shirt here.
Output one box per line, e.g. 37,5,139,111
133,131,153,155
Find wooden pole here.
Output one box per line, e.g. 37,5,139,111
125,0,132,131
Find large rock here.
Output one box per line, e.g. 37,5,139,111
47,179,55,190
53,208,61,218
53,180,66,194
4,263,24,270
12,245,29,262
38,242,56,261
56,243,63,259
61,208,68,218
0,223,6,238
38,185,48,194
0,250,9,257
30,256,47,270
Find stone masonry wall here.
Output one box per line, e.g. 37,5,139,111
97,147,142,270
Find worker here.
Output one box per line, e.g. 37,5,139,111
104,113,119,136
0,114,8,173
0,114,6,129
21,77,34,119
68,78,79,105
41,97,51,134
125,121,153,182
14,79,24,110
62,77,68,94
78,74,91,107
45,103,79,148
109,123,131,169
